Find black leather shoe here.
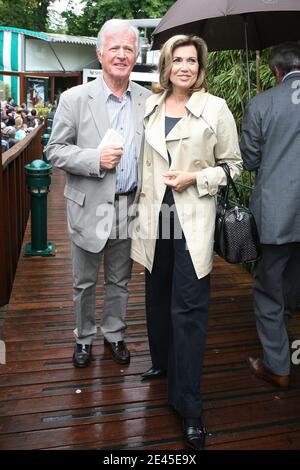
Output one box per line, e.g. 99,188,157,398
72,343,92,368
104,337,130,364
141,367,167,380
183,418,207,450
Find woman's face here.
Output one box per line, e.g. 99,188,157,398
169,45,199,92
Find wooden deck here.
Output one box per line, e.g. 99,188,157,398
1,167,300,451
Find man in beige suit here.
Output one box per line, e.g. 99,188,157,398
46,19,150,368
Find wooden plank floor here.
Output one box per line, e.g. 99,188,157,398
1,168,300,450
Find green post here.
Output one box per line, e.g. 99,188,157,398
24,160,55,256
41,125,52,162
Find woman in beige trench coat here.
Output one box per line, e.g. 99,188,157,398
131,35,242,450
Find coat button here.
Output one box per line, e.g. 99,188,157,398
140,192,146,197
194,160,201,166
146,161,151,166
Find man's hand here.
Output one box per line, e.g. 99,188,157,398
163,171,196,193
100,145,123,170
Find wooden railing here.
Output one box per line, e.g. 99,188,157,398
0,124,44,307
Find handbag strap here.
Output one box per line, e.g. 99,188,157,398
218,162,241,204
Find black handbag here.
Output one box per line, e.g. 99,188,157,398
214,163,261,264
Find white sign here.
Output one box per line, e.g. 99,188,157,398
82,69,158,85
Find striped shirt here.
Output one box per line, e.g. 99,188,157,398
102,78,137,194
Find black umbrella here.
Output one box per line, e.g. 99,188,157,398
153,0,300,96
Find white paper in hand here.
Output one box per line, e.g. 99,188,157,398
98,128,124,151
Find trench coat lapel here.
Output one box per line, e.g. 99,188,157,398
146,105,169,163
144,93,169,163
144,90,210,162
185,89,209,117
87,75,110,140
165,91,209,142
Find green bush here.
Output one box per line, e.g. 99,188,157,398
206,49,274,133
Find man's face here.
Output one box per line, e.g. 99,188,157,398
97,30,137,84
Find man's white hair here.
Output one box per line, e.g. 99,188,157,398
97,19,139,55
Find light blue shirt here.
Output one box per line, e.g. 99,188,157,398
102,78,137,194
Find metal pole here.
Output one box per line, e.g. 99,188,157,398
244,19,251,100
30,189,48,251
24,160,55,256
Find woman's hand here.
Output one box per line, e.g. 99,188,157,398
163,171,197,193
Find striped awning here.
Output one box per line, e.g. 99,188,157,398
0,26,96,46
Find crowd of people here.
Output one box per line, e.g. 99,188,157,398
1,99,41,152
43,18,300,450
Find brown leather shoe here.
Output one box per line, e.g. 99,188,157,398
72,344,92,368
104,337,130,364
247,357,289,388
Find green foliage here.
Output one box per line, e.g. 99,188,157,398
34,102,52,119
62,0,174,36
0,0,51,31
206,49,274,133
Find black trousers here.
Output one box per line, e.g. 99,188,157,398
145,213,210,418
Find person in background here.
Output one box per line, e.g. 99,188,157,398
1,100,7,118
14,116,27,141
6,97,16,112
29,109,39,128
2,126,17,148
26,116,36,132
1,121,9,152
19,109,30,126
1,139,9,152
131,34,242,450
44,103,57,130
240,42,300,389
46,19,150,369
5,112,16,127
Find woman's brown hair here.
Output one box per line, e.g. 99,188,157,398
153,34,207,94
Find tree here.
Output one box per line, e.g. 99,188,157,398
32,0,52,31
0,0,52,31
62,0,175,37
